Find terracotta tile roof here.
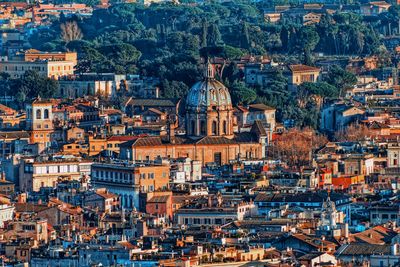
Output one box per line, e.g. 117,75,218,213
289,64,320,73
254,191,349,203
15,203,49,213
118,241,138,249
289,234,336,248
368,121,390,129
95,190,118,199
337,243,390,256
126,98,179,107
48,197,83,215
144,108,166,115
350,225,397,244
147,195,170,203
248,103,276,111
0,131,30,139
298,252,325,260
0,104,16,115
122,131,260,147
369,1,391,7
172,195,202,205
102,109,122,115
195,136,237,145
107,135,142,142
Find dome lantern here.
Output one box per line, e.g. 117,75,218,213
205,61,215,79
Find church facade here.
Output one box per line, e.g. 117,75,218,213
120,64,266,166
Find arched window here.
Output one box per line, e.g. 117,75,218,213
36,109,41,120
191,120,196,135
212,121,217,135
200,120,206,135
220,90,226,100
223,121,227,135
211,90,217,101
44,109,49,119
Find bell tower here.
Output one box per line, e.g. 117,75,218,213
26,97,54,153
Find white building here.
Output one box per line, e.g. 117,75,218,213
173,158,202,182
175,193,258,226
0,201,14,228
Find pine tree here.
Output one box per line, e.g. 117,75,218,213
201,19,208,48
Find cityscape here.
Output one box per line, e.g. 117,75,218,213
0,0,399,266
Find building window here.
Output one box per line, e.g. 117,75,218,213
200,120,206,135
212,121,217,135
36,109,41,120
191,120,196,135
44,109,49,119
223,120,227,135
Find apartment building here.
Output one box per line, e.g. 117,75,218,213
19,157,92,192
0,50,77,79
91,162,170,209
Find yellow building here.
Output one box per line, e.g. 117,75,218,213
23,49,77,65
0,50,77,79
88,135,140,156
288,64,320,90
91,162,170,209
19,156,92,192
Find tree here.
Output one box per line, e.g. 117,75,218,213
60,21,83,44
325,66,357,97
207,24,222,46
201,18,208,47
299,26,320,52
241,22,250,49
76,46,107,73
99,43,142,74
272,128,327,168
335,123,371,142
162,79,189,98
200,46,244,79
231,81,257,105
297,82,339,109
7,70,59,107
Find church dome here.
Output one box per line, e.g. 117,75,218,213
186,64,232,111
